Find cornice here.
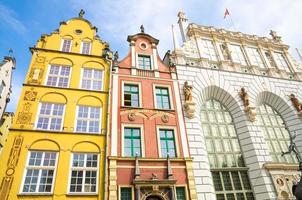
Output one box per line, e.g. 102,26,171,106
187,23,289,50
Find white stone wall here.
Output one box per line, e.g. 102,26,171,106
176,64,302,200
0,57,15,118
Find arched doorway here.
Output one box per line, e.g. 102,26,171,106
146,195,163,200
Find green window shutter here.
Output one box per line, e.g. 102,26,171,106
155,87,170,109
124,128,141,157
120,187,132,200
176,187,186,200
159,129,176,158
124,84,139,107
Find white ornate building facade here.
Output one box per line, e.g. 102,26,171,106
170,12,302,200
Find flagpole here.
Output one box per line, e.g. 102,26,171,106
224,8,237,31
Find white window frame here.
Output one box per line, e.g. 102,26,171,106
200,39,218,61
246,47,265,68
229,44,247,65
80,41,92,55
121,80,142,107
34,102,66,131
121,124,145,157
19,151,58,195
273,51,290,72
44,64,72,88
156,126,179,158
74,105,102,134
60,39,72,52
80,68,104,91
136,53,153,70
67,153,99,195
153,84,174,110
119,185,135,200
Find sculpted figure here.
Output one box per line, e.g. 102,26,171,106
282,132,302,163
239,87,249,108
79,9,85,18
114,51,119,62
183,81,193,102
290,94,302,112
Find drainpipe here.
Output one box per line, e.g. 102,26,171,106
103,52,113,200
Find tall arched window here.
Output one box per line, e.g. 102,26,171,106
201,100,254,200
256,104,296,163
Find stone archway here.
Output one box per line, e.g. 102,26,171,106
146,195,165,200
141,191,169,200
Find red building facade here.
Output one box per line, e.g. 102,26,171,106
107,27,197,200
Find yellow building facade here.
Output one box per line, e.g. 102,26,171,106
0,12,111,200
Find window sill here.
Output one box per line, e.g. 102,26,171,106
18,193,53,196
67,193,98,196
121,106,143,109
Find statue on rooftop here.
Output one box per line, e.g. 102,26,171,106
79,9,85,18
270,30,282,42
140,25,145,33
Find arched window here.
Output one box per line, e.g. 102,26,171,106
201,100,254,200
256,104,296,163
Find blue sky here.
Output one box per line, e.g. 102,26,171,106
1,0,302,112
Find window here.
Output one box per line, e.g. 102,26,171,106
61,39,72,52
46,65,71,88
138,55,151,70
159,129,176,158
81,68,103,91
76,106,101,133
273,52,289,71
0,81,5,96
176,187,186,200
123,84,139,107
124,127,141,157
256,104,296,163
246,47,265,68
229,45,247,65
69,153,98,193
200,39,218,61
201,100,254,200
81,41,91,55
120,187,132,200
36,103,64,131
22,151,57,193
155,87,171,109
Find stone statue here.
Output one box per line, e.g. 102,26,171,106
239,87,249,109
151,173,158,180
270,30,282,42
114,51,119,62
220,44,231,61
183,81,193,102
290,94,302,113
282,132,302,163
140,25,145,33
79,9,85,18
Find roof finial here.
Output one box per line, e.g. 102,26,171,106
140,25,145,33
269,30,282,42
79,9,85,18
8,48,13,57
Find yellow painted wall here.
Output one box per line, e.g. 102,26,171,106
0,16,110,200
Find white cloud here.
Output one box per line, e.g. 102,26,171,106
0,4,26,34
71,0,185,56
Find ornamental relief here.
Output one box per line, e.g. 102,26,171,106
121,109,175,123
272,173,301,199
28,67,44,84
16,102,33,126
0,136,23,200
